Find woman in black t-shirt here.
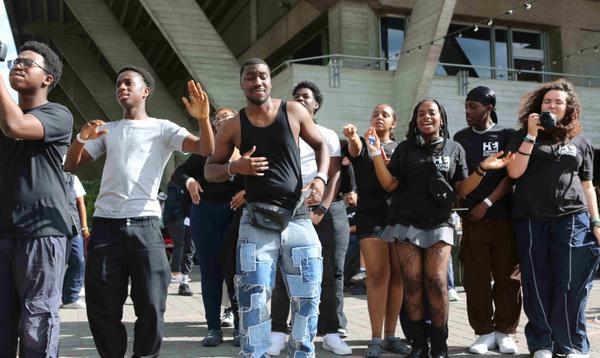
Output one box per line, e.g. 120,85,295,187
366,99,513,358
506,79,600,358
341,104,407,357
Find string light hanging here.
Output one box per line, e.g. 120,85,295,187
397,0,542,57
526,42,600,72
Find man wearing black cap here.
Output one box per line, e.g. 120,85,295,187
454,86,522,355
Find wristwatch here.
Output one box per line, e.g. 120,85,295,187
314,171,328,185
314,204,329,214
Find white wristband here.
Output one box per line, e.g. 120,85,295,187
525,134,537,142
483,198,493,207
76,133,88,144
369,150,382,158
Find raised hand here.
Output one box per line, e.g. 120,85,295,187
480,150,516,171
364,127,381,153
181,80,210,120
231,146,269,176
79,119,108,140
527,113,544,137
343,123,358,139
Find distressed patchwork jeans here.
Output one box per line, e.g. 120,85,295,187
236,208,322,358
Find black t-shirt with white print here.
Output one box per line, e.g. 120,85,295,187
342,137,398,214
387,139,469,228
506,129,594,220
453,124,515,219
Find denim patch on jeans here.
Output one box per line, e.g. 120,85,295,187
235,208,322,358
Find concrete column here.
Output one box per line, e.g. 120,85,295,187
392,0,456,135
328,0,380,68
139,0,245,110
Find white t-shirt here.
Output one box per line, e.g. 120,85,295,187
73,175,86,198
84,118,190,218
299,124,341,186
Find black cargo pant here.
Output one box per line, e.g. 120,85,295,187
0,236,67,358
86,217,170,358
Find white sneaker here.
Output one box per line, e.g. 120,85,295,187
322,333,352,355
566,353,590,358
448,288,460,302
469,332,497,354
61,299,86,309
533,350,553,358
496,332,518,354
267,331,286,356
351,270,366,284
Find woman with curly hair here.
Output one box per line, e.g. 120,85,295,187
506,79,600,358
366,99,513,358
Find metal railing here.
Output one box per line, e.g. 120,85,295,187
270,54,600,88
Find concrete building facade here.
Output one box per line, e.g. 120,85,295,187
5,0,600,182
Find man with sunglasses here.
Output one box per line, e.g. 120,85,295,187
0,41,73,357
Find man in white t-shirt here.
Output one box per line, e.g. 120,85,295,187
64,66,213,358
269,81,352,356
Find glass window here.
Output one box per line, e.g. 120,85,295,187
437,24,492,78
512,30,543,82
494,29,509,80
380,16,406,71
435,23,546,82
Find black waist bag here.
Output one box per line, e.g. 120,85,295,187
247,202,294,231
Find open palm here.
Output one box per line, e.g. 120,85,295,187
481,150,516,170
182,80,209,120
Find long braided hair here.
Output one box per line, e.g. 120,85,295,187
405,99,450,153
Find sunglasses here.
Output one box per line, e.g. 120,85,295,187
7,58,51,74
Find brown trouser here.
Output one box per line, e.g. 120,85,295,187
459,218,522,335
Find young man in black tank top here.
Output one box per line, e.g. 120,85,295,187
205,58,329,358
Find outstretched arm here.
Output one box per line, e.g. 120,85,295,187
64,120,108,172
455,151,515,198
181,80,214,156
343,123,362,158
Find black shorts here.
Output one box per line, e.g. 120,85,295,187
356,211,386,240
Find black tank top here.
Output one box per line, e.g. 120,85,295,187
240,101,302,209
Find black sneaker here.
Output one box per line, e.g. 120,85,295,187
178,283,193,296
202,329,223,347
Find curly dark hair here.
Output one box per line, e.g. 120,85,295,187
517,78,582,142
406,99,450,149
117,65,155,97
19,41,62,92
292,81,323,114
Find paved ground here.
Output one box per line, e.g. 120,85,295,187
58,275,600,357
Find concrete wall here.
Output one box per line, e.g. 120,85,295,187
272,64,393,138
328,0,380,66
273,64,600,148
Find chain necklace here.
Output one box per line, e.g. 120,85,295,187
550,141,565,162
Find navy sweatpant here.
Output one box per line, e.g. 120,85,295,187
514,212,600,355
